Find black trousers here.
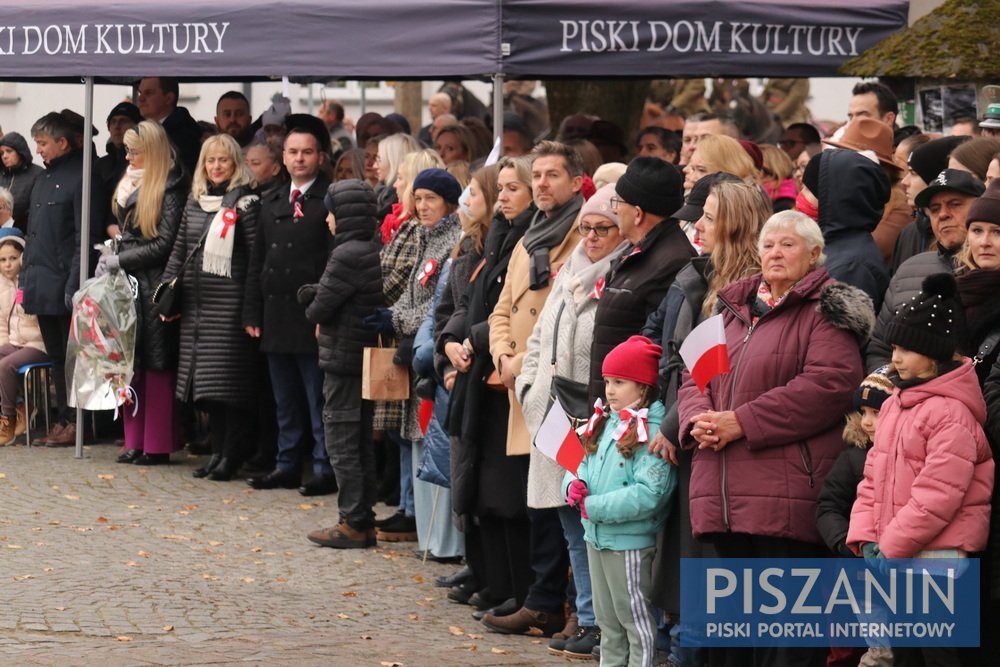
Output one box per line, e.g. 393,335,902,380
322,373,375,530
478,514,532,605
201,400,255,462
38,314,72,423
524,507,569,614
707,532,828,667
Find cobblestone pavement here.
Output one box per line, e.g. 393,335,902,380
0,443,571,666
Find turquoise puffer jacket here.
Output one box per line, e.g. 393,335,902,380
564,400,676,551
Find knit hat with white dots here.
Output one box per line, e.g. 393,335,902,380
886,273,964,363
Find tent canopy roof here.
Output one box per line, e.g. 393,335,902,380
0,0,909,81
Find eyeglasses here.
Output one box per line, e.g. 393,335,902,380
609,196,626,212
125,148,143,157
578,224,616,237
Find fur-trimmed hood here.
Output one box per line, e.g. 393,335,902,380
818,281,876,345
841,412,872,449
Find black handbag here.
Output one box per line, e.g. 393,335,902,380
546,301,591,428
151,217,214,317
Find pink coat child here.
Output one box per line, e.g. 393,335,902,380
847,274,994,558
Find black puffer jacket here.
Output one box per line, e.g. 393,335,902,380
164,184,260,407
115,165,186,371
816,443,869,557
815,149,890,312
0,132,43,232
304,180,384,376
244,177,332,355
590,220,695,400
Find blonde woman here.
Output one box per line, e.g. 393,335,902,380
643,179,772,657
375,133,421,219
97,121,187,465
683,134,757,190
161,134,260,480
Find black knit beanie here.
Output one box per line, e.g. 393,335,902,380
853,365,895,411
967,179,1000,227
885,273,963,363
615,157,683,217
908,136,969,184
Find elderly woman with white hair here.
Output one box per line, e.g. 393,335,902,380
676,210,873,667
0,188,14,228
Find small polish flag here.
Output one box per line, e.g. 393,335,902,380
679,314,730,393
533,397,585,476
418,398,434,435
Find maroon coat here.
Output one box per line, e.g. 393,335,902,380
678,268,870,544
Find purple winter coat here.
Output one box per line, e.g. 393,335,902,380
678,267,870,544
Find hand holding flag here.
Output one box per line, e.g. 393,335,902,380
533,397,586,475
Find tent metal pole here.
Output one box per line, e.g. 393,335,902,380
492,73,503,151
76,75,94,460
360,85,367,115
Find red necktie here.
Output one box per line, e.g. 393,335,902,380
290,188,301,203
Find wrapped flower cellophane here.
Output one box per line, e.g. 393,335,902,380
67,270,137,412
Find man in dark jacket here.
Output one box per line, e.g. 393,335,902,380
866,169,984,371
301,180,383,549
802,149,890,311
23,111,108,445
589,157,695,400
136,77,202,177
243,125,335,494
0,131,44,232
96,102,141,234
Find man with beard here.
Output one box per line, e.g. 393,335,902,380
215,91,255,147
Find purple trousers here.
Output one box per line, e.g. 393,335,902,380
0,343,49,417
123,369,182,455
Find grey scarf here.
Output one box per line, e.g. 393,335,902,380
522,194,583,290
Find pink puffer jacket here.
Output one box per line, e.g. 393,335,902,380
847,360,994,558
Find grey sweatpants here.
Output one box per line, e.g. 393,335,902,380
588,544,656,667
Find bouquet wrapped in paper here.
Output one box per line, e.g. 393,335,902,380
67,269,138,413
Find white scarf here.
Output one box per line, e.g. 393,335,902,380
198,194,237,277
115,167,143,209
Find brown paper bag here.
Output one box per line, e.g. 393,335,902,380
362,338,410,401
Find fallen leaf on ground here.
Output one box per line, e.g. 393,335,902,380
159,534,191,541
412,575,424,583
162,625,174,632
274,577,286,583
63,495,79,501
250,547,262,553
116,636,132,642
525,626,544,637
254,532,265,537
238,516,248,521
95,517,108,524
54,607,66,611
124,561,137,567
222,498,236,505
207,540,224,546
448,626,464,635
360,635,372,640
408,614,419,621
298,503,315,510
126,505,140,509
466,633,483,639
337,613,351,619
380,662,403,667
341,591,358,597
181,505,198,511
47,520,59,525
0,473,6,479
97,474,113,480
137,550,150,558
490,648,509,654
239,577,255,583
12,575,33,581
6,544,22,549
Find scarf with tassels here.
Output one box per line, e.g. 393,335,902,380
115,167,143,209
198,194,238,277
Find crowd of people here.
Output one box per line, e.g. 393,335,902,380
1,76,1000,666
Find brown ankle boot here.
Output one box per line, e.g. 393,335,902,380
481,606,566,637
0,415,15,445
307,520,376,549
